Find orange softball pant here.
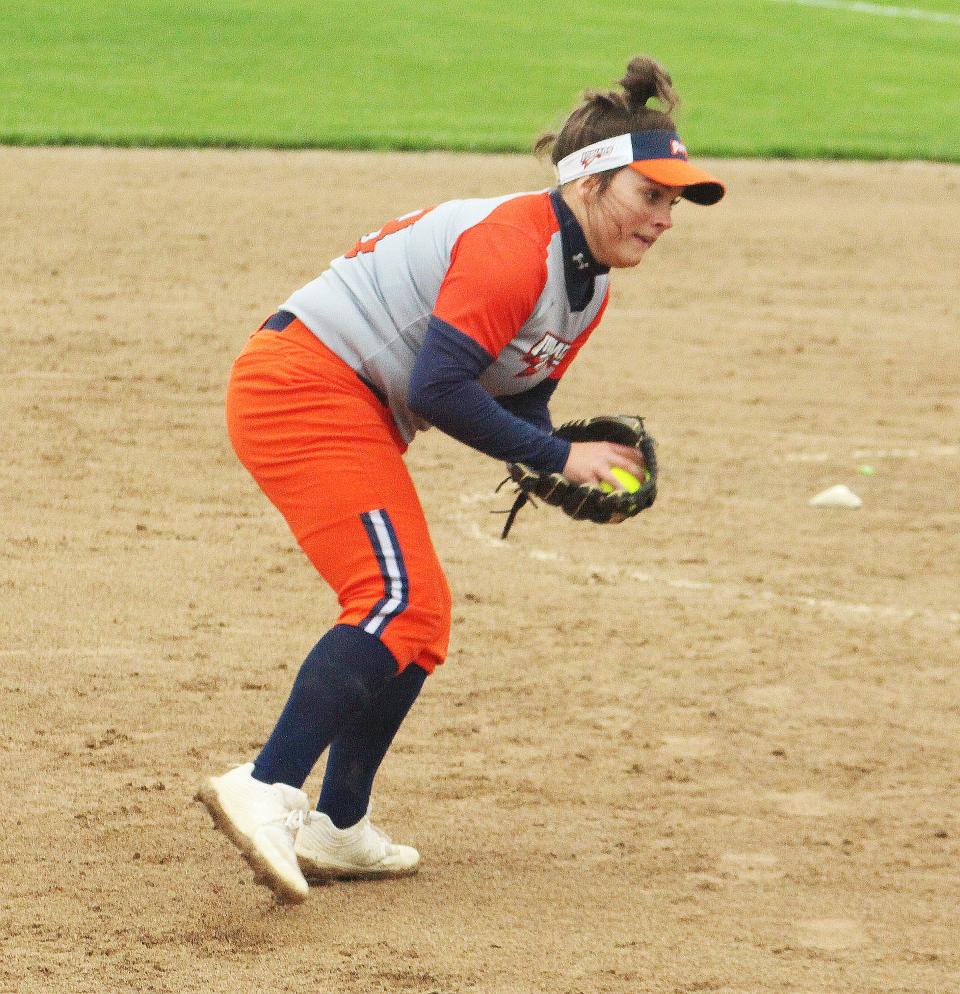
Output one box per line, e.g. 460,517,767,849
225,318,451,674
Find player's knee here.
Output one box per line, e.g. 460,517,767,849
297,623,398,715
390,568,451,668
341,563,451,671
409,570,452,645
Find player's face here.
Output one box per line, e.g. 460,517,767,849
582,169,682,269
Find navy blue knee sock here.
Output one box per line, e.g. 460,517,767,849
317,662,427,828
252,624,399,790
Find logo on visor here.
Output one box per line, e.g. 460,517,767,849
580,143,616,169
669,138,689,160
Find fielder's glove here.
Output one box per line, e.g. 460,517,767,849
497,415,658,539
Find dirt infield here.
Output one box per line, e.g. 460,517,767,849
1,147,958,994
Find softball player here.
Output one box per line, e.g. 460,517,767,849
197,55,724,902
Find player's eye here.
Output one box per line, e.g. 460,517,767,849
644,188,680,208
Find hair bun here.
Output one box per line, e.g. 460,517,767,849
535,53,680,167
619,56,678,114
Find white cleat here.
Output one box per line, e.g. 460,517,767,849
295,809,421,881
196,762,311,903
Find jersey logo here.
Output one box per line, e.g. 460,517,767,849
517,332,571,377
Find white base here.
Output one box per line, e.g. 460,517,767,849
809,484,862,509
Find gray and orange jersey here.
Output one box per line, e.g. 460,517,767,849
281,189,610,452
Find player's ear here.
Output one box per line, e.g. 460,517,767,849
576,174,602,205
580,175,599,198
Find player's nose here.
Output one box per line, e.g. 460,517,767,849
653,205,674,231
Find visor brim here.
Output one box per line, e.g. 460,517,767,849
629,159,726,206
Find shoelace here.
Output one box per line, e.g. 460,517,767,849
282,809,319,832
281,808,395,857
323,815,392,857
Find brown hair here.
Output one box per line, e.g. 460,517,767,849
536,56,680,189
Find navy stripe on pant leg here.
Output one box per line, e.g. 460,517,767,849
358,509,409,636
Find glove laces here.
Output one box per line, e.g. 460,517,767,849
494,477,536,540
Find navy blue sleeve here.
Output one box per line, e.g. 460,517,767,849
407,317,570,473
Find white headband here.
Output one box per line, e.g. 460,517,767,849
555,129,693,182
556,133,636,184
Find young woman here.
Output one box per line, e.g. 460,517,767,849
198,55,725,903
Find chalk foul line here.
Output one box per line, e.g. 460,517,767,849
770,0,960,27
452,506,959,632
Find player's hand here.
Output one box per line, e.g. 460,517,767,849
561,441,644,486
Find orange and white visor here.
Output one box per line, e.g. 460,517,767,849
556,129,725,205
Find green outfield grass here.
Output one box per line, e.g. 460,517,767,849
2,0,958,159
